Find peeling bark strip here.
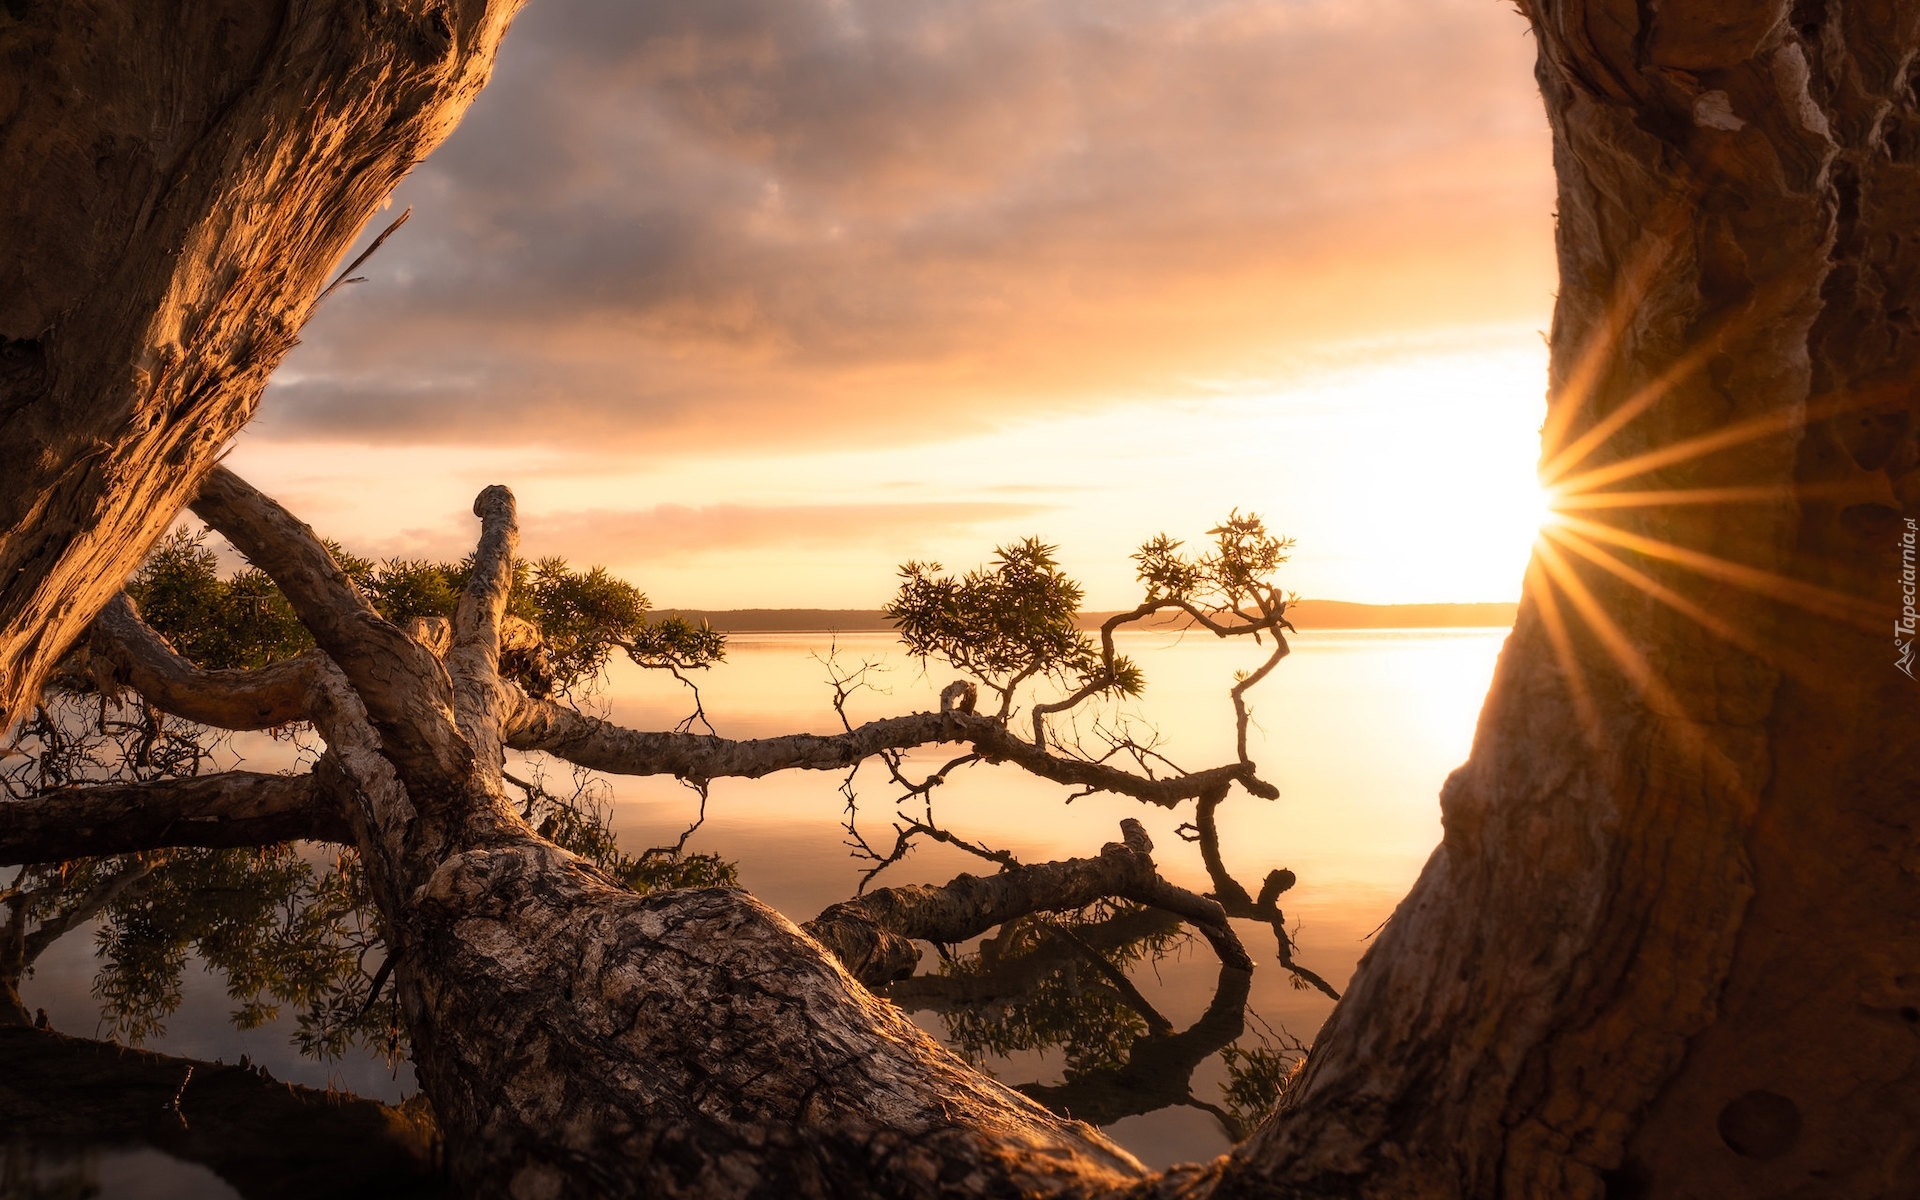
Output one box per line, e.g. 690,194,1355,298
0,0,526,732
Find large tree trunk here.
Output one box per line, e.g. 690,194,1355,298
8,4,1916,1198
0,0,522,730
1209,4,1920,1196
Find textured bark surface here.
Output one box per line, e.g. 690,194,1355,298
804,819,1249,988
0,0,522,731
506,693,1270,803
174,469,1148,1200
1210,4,1920,1197
0,769,347,865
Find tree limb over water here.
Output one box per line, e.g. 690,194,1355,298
11,468,1323,1195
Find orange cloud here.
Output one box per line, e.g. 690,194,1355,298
260,0,1552,452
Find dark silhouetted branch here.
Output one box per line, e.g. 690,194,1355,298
505,692,1275,805
0,772,350,866
805,820,1250,988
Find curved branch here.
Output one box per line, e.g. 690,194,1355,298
190,467,474,797
87,594,320,730
0,772,350,866
804,820,1250,988
505,691,1277,804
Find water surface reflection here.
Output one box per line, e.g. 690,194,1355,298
11,627,1504,1182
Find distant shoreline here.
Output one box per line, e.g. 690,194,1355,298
654,600,1517,633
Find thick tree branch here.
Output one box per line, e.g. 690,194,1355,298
191,467,475,800
0,771,350,866
804,820,1250,987
885,906,1185,1013
86,594,320,730
506,691,1275,805
448,485,518,764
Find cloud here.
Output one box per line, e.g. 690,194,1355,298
259,0,1552,451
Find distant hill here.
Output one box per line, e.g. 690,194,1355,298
655,601,1516,633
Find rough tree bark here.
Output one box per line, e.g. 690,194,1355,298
1205,4,1920,1197
7,2,1916,1197
170,467,1153,1199
0,0,523,730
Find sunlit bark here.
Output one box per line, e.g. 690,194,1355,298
167,468,1146,1198
1211,4,1920,1196
0,0,523,731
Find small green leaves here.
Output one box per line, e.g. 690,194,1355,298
123,532,720,699
1133,510,1294,613
886,538,1097,694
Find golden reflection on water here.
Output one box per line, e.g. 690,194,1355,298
592,626,1506,1165
17,625,1508,1171
597,628,1501,899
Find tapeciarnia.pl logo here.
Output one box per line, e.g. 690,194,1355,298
1899,517,1917,679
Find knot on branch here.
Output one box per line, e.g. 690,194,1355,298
472,484,516,522
803,901,923,988
1256,867,1296,907
404,616,453,657
939,680,978,715
1105,818,1153,859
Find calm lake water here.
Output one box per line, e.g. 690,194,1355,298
13,626,1506,1188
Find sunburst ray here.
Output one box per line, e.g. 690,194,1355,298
1551,512,1881,634
1541,524,1835,688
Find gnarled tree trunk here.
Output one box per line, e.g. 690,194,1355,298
6,2,1916,1197
0,0,522,730
1210,4,1920,1196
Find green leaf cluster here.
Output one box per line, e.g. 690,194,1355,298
887,538,1131,702
1218,1032,1305,1134
125,529,723,697
127,530,308,670
1133,509,1295,610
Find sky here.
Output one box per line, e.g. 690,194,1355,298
231,0,1559,608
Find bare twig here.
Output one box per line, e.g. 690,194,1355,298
315,207,412,304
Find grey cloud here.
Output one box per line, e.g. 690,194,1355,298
259,0,1550,448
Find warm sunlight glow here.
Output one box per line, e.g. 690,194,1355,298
231,325,1551,609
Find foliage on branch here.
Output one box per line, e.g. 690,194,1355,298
127,530,308,671
887,538,1140,715
123,528,722,698
11,487,1326,1149
1134,510,1296,615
